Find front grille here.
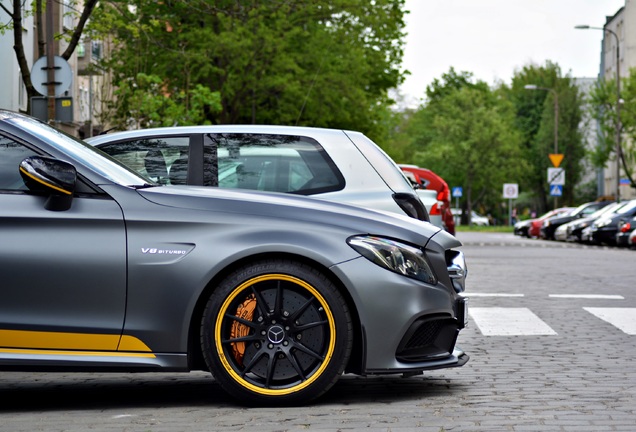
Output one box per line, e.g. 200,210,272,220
396,317,459,362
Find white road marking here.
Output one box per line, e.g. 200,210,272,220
583,308,636,335
463,293,524,297
469,307,558,336
550,294,624,300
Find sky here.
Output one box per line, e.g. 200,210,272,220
400,0,626,107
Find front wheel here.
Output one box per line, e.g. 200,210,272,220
201,259,352,405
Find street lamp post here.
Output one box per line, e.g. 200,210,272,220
575,24,621,203
525,84,559,208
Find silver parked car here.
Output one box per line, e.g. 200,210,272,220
87,125,429,223
0,110,468,405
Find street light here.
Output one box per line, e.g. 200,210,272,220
575,24,621,203
525,84,559,208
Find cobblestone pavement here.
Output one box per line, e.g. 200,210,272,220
1,233,634,431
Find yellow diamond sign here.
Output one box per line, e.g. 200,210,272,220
549,154,564,168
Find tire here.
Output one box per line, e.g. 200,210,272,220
200,259,352,405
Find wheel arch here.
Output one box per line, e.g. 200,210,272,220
186,252,364,374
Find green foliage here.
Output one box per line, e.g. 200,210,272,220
588,69,636,189
89,0,407,139
395,68,527,220
108,73,221,129
506,62,587,212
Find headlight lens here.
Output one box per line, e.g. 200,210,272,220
347,235,437,284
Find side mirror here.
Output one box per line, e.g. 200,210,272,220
19,156,77,211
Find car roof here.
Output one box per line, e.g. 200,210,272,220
87,125,354,144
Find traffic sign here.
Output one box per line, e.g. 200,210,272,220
547,168,565,186
550,185,563,196
30,56,73,97
549,154,564,168
503,183,518,199
452,187,463,198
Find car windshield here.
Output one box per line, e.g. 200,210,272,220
588,202,620,219
13,115,152,187
616,200,636,215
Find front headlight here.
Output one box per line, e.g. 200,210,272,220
347,235,437,284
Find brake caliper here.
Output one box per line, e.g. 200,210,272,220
230,293,257,366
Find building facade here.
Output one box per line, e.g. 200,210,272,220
600,2,636,200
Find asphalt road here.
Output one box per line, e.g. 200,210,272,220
1,232,634,431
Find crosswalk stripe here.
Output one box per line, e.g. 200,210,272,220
468,307,557,336
550,294,624,300
583,308,636,335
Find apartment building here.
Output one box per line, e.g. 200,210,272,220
597,2,636,200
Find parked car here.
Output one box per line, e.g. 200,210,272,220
514,207,572,238
452,208,490,226
540,201,612,240
616,215,636,247
524,208,573,238
0,110,469,405
589,199,636,245
87,126,429,224
399,165,455,235
565,202,622,243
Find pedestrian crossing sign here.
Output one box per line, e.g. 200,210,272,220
550,185,562,196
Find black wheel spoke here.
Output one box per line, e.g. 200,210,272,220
241,349,267,377
221,333,259,345
251,285,271,318
296,319,328,332
225,313,257,329
290,297,314,322
265,354,278,388
286,350,308,381
292,340,325,361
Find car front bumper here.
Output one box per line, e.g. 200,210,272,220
331,255,468,374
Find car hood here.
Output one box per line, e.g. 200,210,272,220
135,185,456,248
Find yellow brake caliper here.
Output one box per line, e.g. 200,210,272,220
230,293,257,366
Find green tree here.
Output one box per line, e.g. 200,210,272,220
506,62,586,212
89,0,407,137
588,71,636,192
399,68,527,224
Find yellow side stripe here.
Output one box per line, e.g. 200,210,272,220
0,348,156,358
0,330,152,352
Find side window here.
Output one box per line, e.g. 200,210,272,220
97,137,188,185
0,136,39,191
204,133,344,195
